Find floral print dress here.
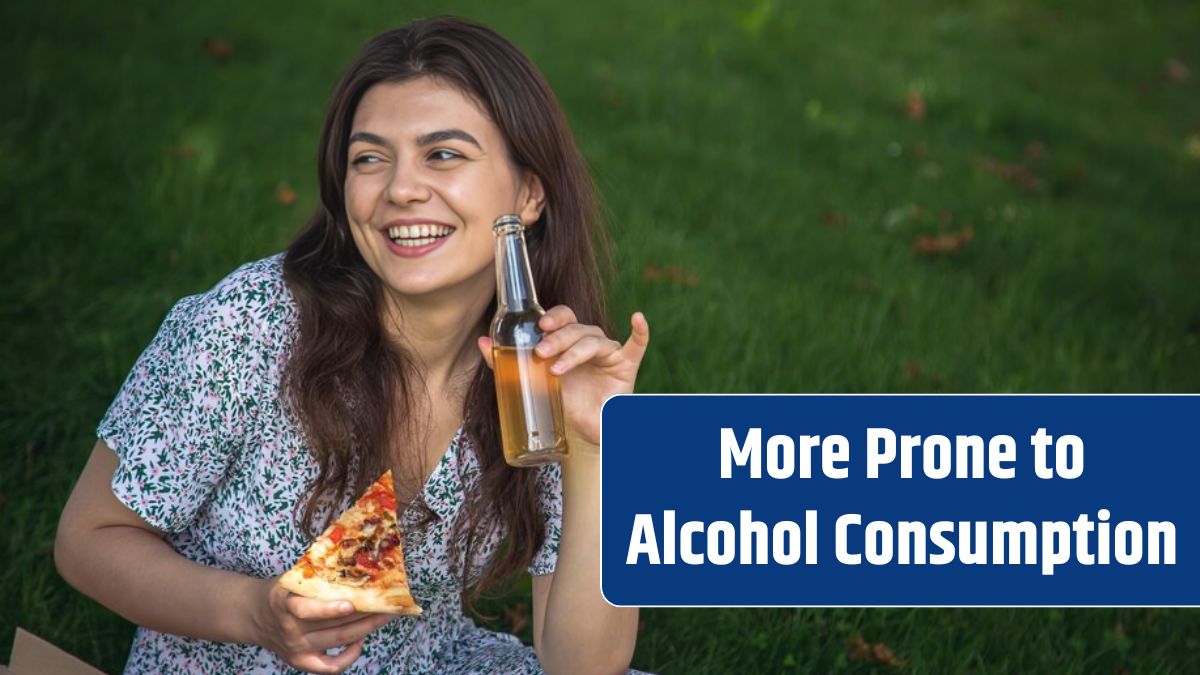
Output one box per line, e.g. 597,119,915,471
97,255,564,674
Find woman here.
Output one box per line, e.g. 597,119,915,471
54,17,648,675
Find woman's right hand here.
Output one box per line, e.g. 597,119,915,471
249,578,394,674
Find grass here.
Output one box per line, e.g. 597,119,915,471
2,0,1199,672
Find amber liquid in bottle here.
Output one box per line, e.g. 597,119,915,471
491,215,569,467
493,345,568,466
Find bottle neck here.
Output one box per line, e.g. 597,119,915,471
494,228,540,312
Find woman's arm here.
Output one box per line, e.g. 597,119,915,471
54,440,390,674
531,442,638,675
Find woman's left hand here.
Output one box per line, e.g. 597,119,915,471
478,307,649,447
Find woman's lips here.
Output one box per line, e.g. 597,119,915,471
382,229,452,257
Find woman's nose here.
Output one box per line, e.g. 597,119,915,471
384,165,431,205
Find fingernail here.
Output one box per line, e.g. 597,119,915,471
550,362,565,374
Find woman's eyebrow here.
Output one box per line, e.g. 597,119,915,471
348,131,393,149
348,129,483,151
415,128,482,150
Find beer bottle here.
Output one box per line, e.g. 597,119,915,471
490,214,569,467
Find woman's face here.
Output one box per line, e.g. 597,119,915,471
344,77,544,306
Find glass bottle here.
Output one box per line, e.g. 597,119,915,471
490,214,569,467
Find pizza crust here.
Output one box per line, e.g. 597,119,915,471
279,568,422,615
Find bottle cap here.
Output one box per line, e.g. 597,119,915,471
492,214,524,234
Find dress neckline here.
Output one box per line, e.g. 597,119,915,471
402,423,466,522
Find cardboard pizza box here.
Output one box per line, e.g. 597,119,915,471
3,628,106,675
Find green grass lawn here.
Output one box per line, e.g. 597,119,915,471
3,0,1198,672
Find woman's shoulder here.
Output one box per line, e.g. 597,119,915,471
206,252,294,315
169,253,296,334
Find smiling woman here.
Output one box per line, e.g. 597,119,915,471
53,16,649,675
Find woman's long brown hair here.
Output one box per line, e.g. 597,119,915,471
281,17,609,608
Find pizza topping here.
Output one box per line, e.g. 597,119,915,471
337,540,359,565
315,512,403,579
337,566,370,585
355,550,380,570
365,490,396,512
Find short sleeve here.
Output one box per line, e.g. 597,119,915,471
97,290,258,534
527,461,563,576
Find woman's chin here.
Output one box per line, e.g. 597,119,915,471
380,271,490,303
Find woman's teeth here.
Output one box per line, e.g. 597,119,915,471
387,224,453,247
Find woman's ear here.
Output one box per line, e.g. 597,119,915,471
518,172,546,226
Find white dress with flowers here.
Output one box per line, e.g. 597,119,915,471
97,254,564,675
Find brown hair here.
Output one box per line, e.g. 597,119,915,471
281,17,609,608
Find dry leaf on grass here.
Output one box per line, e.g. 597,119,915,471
1164,58,1190,83
642,263,699,287
204,39,234,61
1024,140,1049,162
903,360,945,389
821,210,848,228
847,632,908,667
903,360,924,381
975,156,1042,192
172,144,197,159
905,91,926,121
277,184,297,206
913,226,974,255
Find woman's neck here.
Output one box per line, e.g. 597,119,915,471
381,286,492,391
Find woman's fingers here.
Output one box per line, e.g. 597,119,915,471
497,308,647,377
618,312,651,365
476,336,496,370
284,593,384,629
263,587,388,673
286,595,356,622
298,610,384,632
550,335,622,375
303,612,393,652
535,323,607,359
284,613,390,672
290,638,365,674
538,305,578,331
536,312,649,374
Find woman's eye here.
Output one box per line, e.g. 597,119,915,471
351,155,381,166
429,149,462,162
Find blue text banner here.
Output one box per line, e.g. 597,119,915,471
600,395,1198,606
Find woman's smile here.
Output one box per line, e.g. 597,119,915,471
381,220,456,257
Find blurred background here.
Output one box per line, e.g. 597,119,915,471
2,0,1198,672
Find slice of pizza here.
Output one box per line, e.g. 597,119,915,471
280,470,422,615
